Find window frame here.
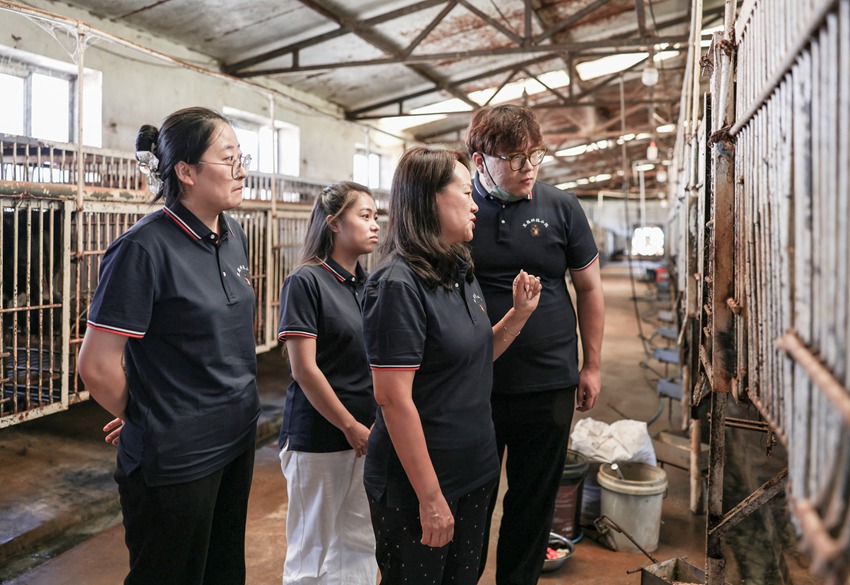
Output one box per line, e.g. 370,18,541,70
353,147,392,190
0,61,76,143
224,107,301,178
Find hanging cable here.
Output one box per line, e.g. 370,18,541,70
620,75,653,363
614,73,667,426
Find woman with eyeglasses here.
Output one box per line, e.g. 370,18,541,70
276,181,380,585
78,106,260,585
361,146,541,585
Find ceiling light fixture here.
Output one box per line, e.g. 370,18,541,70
647,140,658,161
642,45,658,87
641,61,659,86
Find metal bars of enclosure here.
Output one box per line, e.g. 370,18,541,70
731,0,850,581
1,196,71,425
733,0,850,581
0,135,386,427
669,0,850,582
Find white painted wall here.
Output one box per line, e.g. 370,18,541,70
579,196,670,236
0,0,406,184
578,195,672,257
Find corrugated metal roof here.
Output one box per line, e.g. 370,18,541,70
51,0,727,193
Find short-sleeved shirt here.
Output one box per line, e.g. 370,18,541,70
469,176,599,394
362,255,499,507
87,202,261,487
277,258,376,452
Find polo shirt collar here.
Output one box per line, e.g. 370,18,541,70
455,255,474,284
163,202,231,245
455,256,470,275
319,257,366,287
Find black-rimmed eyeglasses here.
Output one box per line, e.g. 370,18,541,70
197,154,252,179
492,147,547,171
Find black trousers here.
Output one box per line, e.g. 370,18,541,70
479,387,576,585
115,444,256,585
368,479,496,585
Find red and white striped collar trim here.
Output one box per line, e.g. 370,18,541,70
318,259,346,282
163,206,230,242
317,258,366,285
163,206,201,240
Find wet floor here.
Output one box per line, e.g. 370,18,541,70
0,263,822,584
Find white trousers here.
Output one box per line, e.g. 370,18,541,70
280,447,377,585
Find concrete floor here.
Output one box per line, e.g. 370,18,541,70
0,262,815,584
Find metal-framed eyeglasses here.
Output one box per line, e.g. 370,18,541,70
492,147,548,171
197,154,252,179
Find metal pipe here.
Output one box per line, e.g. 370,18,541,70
793,498,843,564
638,166,646,229
75,25,87,213
709,468,788,541
776,331,850,427
594,515,659,564
690,0,704,138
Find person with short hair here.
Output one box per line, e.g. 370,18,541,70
465,104,605,585
361,146,541,585
78,106,260,585
276,181,380,585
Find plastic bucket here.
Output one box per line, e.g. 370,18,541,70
552,450,588,539
597,462,668,553
580,461,602,526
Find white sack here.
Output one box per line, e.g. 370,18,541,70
570,417,657,466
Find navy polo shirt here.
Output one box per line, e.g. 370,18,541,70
362,255,499,507
277,258,376,452
87,202,261,487
469,176,599,394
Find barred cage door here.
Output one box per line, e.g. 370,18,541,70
0,197,71,427
0,126,387,427
231,207,275,351
270,207,313,345
68,202,152,406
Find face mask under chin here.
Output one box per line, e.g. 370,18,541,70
480,158,530,203
488,183,527,203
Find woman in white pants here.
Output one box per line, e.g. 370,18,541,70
276,181,380,585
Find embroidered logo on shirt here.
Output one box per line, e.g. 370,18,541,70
472,292,487,313
522,218,549,237
236,265,252,287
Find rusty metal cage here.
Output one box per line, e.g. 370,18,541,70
668,0,850,583
1,196,69,424
68,203,152,403
732,1,850,581
0,134,387,427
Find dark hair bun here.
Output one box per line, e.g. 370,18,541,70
135,124,159,152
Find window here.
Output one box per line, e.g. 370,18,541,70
353,150,379,189
225,107,300,176
0,70,70,143
0,46,102,146
277,124,300,177
31,74,71,143
0,73,24,135
631,226,665,257
353,148,393,190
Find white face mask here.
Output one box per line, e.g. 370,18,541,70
489,182,525,203
481,157,528,203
